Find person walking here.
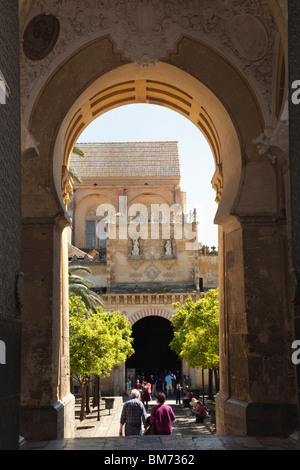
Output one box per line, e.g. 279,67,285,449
141,383,150,410
164,371,174,395
136,379,142,399
175,380,182,404
149,374,157,398
126,377,132,397
149,392,176,435
119,389,148,436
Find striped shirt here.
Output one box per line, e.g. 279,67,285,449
120,398,148,426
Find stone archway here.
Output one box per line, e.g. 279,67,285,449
18,1,298,441
126,314,181,380
128,307,174,326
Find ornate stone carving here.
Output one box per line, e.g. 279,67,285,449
61,165,74,206
23,14,60,61
131,238,140,257
211,163,223,204
144,263,161,281
165,240,172,256
129,272,142,281
164,261,175,271
229,14,268,61
20,0,278,114
252,107,289,165
163,272,175,282
130,261,142,271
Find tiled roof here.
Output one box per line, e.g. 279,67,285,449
70,142,181,179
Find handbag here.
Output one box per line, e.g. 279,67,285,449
143,407,157,435
144,422,155,435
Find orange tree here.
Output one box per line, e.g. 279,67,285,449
69,296,134,420
170,289,219,394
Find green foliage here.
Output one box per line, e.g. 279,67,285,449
170,288,219,370
72,145,84,157
69,297,134,382
69,266,103,315
68,167,82,184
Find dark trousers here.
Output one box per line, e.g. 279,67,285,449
125,424,142,436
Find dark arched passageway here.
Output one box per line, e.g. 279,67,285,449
126,316,181,379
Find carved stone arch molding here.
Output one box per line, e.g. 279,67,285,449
129,308,174,326
49,57,247,227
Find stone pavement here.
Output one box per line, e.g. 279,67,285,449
25,396,295,451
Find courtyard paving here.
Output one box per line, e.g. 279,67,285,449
25,396,298,452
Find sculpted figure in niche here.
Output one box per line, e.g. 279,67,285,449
132,238,140,256
165,240,172,256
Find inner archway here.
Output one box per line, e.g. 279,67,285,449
126,316,181,380
54,61,243,224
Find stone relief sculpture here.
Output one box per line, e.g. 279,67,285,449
22,14,60,61
144,263,161,281
131,238,140,257
165,240,172,256
21,0,278,115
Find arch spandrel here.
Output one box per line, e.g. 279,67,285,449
20,0,283,129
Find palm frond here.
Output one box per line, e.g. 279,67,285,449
69,167,82,184
73,146,85,157
69,266,92,275
68,265,104,315
69,276,94,287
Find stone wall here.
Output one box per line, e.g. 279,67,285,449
288,0,300,423
0,0,22,450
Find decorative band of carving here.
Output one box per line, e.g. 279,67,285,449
129,307,173,326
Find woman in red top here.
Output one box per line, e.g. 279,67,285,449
150,392,176,435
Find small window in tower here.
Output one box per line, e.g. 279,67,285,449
86,220,95,248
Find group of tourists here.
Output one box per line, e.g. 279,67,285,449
120,370,207,436
125,376,153,409
119,389,176,437
125,370,190,405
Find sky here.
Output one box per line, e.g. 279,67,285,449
77,103,218,248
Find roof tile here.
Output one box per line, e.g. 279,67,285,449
70,141,181,179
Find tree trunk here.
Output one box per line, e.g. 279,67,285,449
208,369,214,400
93,379,98,408
86,379,91,415
80,382,87,421
93,376,101,408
